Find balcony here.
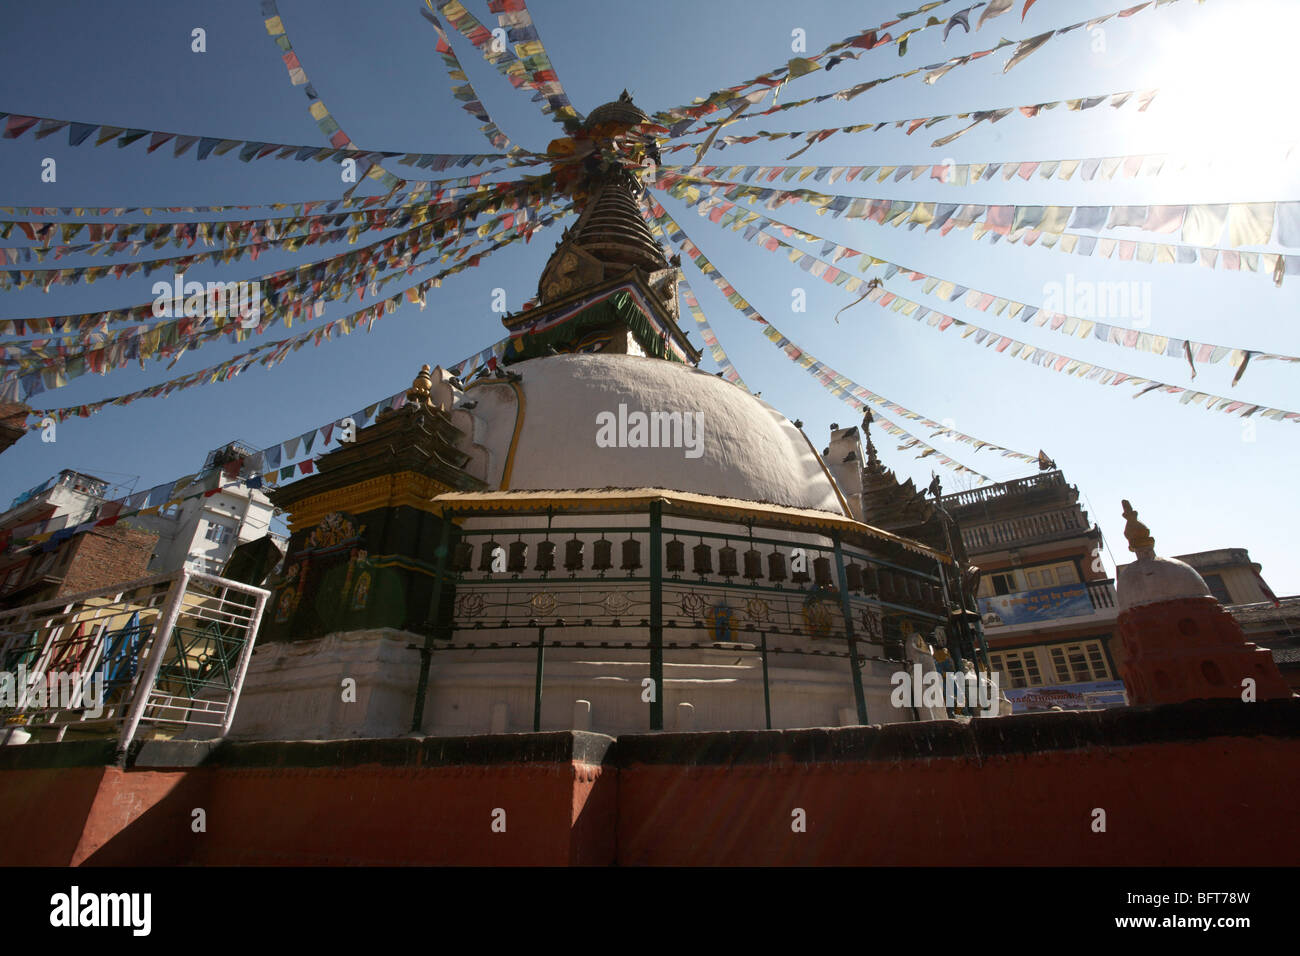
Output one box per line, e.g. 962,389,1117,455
0,569,269,749
960,507,1096,554
979,579,1117,633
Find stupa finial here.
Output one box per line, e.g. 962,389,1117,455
407,364,434,406
863,409,880,471
1121,499,1155,555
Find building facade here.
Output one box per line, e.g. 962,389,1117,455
0,470,156,608
0,444,280,608
935,470,1126,713
125,442,279,577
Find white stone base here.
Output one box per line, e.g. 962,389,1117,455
228,629,422,740
228,627,953,741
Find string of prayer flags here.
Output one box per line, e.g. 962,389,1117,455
261,0,407,190
487,0,582,124
2,198,568,350
12,204,568,411
0,203,572,394
663,84,1160,160
0,183,502,257
678,280,749,391
0,176,559,294
656,171,1300,277
661,143,1300,189
674,0,1185,140
1,389,424,551
0,108,501,176
650,1,958,129
636,194,749,389
0,167,522,221
434,0,579,125
671,189,1300,384
420,8,525,154
848,278,1300,423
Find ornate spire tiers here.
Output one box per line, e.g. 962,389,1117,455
1115,500,1291,705
501,92,698,365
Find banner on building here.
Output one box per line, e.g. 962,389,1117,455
1004,680,1128,713
978,582,1093,626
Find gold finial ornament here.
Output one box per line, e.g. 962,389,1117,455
1121,499,1155,554
406,364,434,406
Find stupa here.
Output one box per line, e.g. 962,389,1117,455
229,94,982,740
1114,500,1291,705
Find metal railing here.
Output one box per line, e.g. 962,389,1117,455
0,569,268,753
1087,579,1117,610
411,504,979,733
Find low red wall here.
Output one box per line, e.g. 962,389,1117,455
0,765,108,866
1,700,1295,866
617,737,1297,866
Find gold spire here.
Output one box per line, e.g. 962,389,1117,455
406,364,434,407
1121,499,1155,554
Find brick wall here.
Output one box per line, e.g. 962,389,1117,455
57,525,157,596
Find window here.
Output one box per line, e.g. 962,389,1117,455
1049,640,1111,683
990,572,1018,596
204,521,232,545
991,649,1043,688
32,551,57,578
1026,562,1080,588
1201,573,1232,605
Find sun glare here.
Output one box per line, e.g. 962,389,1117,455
1139,0,1300,194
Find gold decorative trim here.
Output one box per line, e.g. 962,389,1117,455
500,380,526,490
287,471,455,532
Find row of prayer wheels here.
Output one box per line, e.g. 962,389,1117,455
451,537,947,611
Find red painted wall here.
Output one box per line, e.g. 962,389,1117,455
0,766,106,866
3,708,1296,867
616,736,1298,866
71,762,595,866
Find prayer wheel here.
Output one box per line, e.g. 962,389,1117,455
767,549,787,582
692,542,713,575
534,540,556,573
564,538,584,572
621,536,642,571
666,539,685,573
508,541,528,574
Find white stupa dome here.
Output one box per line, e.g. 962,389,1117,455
1114,498,1213,612
1117,554,1212,612
457,352,849,514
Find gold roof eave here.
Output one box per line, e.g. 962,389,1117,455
429,487,952,563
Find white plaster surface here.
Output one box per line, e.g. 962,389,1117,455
459,353,847,513
1117,553,1212,612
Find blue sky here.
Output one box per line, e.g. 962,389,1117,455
1,0,1297,591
